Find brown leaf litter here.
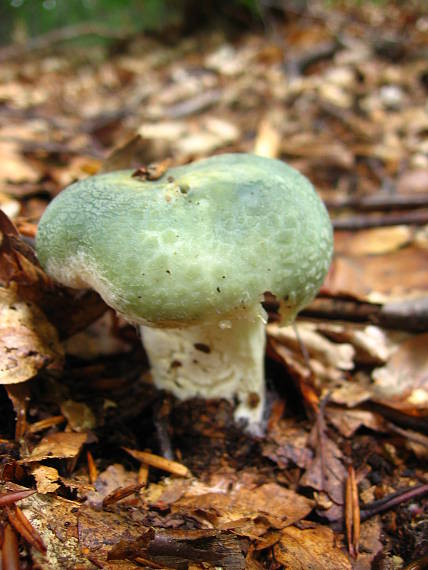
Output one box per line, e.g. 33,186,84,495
0,2,427,568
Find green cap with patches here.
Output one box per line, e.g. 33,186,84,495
36,153,333,325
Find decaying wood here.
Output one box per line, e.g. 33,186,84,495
108,528,246,569
327,193,428,212
333,210,428,230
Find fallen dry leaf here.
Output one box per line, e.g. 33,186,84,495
316,323,398,366
372,333,428,415
300,427,346,514
268,322,355,371
353,517,384,570
335,226,413,256
0,140,40,183
0,3,426,567
326,407,387,438
326,244,428,302
31,465,60,494
262,419,312,469
174,481,314,537
86,464,139,508
273,525,352,570
78,506,145,565
21,432,87,463
60,400,96,432
0,286,63,384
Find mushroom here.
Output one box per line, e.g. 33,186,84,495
36,153,333,431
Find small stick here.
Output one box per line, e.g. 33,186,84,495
345,466,360,558
351,468,360,557
299,297,428,333
138,464,149,486
333,210,428,230
345,469,353,557
6,505,46,553
2,524,20,570
123,448,190,478
135,556,167,569
345,465,360,558
27,415,65,434
267,399,286,432
86,450,98,484
360,483,428,521
326,193,428,212
154,398,174,461
102,483,144,508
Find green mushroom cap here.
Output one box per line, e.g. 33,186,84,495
36,153,333,326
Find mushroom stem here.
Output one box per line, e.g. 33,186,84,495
140,304,266,429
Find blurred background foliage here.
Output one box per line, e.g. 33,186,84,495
0,0,265,46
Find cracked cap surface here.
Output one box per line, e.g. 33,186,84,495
36,153,333,325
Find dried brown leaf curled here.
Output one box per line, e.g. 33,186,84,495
20,432,87,463
0,286,63,384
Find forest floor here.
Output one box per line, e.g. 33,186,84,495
0,2,427,568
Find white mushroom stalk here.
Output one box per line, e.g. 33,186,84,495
36,153,333,432
141,304,267,425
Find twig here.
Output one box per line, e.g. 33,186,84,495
284,40,342,77
0,137,105,160
5,384,29,441
123,448,191,478
333,210,428,230
369,403,428,434
6,505,46,553
86,450,98,484
27,415,65,434
385,422,428,448
134,556,167,569
2,524,20,570
154,398,174,461
138,464,149,486
102,483,144,508
299,297,428,333
326,193,428,212
360,484,428,521
345,466,360,558
332,482,428,531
